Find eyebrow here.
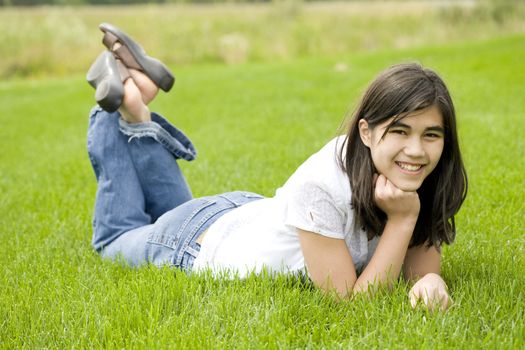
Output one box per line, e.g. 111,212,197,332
389,121,445,134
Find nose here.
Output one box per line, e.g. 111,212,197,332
403,137,426,158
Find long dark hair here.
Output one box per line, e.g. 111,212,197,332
338,63,468,248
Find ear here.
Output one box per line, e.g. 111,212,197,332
358,119,372,148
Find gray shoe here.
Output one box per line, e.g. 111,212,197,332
99,22,175,92
86,51,130,112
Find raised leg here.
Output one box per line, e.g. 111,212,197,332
87,106,196,251
120,112,196,222
115,70,197,221
87,107,149,250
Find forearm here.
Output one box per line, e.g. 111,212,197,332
353,217,416,293
403,243,441,282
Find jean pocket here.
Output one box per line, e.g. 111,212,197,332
147,198,217,250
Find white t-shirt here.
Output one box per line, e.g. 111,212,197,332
192,136,379,277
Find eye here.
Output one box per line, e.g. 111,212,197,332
389,129,407,135
425,132,442,139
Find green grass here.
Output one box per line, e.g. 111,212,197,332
1,1,525,79
1,34,524,348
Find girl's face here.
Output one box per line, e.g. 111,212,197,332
359,105,445,192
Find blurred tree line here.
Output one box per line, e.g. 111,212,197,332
0,0,272,5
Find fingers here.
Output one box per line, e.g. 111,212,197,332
409,288,418,308
409,287,428,309
374,174,402,206
374,174,399,196
374,173,420,219
373,174,389,199
422,290,430,308
409,287,451,311
375,174,387,188
426,291,449,312
409,274,452,311
438,290,452,311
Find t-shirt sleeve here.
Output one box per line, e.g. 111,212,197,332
284,181,346,239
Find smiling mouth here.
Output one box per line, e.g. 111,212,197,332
395,161,424,173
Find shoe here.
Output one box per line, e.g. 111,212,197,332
86,51,130,112
99,23,175,92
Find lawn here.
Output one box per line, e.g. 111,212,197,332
1,22,524,350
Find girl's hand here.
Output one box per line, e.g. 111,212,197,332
374,174,420,221
409,273,452,311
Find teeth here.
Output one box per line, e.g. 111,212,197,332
397,162,422,171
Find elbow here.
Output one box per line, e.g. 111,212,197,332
309,273,357,300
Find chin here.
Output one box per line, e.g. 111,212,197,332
392,180,422,192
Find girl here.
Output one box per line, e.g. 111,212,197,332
86,24,467,311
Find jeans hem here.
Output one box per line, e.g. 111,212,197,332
118,112,197,161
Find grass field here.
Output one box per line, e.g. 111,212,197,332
1,6,525,349
1,1,525,79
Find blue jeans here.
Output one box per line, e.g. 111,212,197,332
87,106,263,270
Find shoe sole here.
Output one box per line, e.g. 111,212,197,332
99,23,175,92
86,51,124,112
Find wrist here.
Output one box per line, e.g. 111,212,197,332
417,273,448,288
386,214,418,228
424,272,446,283
381,216,417,241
